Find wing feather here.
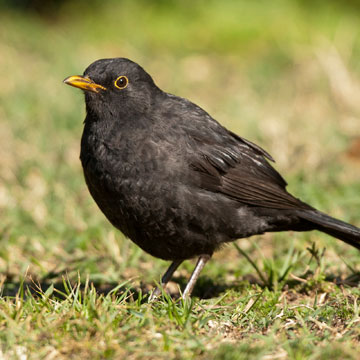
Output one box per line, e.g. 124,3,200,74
190,132,311,210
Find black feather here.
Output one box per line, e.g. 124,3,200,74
64,57,360,296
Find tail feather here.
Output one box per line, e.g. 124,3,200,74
298,210,360,250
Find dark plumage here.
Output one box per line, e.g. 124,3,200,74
64,58,360,298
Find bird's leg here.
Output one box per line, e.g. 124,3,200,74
150,259,183,300
182,254,211,299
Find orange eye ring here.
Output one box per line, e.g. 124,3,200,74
114,75,129,89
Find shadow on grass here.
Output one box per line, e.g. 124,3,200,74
0,278,244,301
1,274,250,301
1,271,359,301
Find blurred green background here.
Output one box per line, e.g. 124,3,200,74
0,0,359,288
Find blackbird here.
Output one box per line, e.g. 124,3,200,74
64,58,360,298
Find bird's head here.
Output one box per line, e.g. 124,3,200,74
64,58,159,121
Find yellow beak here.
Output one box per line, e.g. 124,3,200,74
63,75,107,93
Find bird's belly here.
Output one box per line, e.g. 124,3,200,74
82,157,223,260
82,153,273,260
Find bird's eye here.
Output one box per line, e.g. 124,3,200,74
114,75,128,90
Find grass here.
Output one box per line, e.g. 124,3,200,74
0,0,360,358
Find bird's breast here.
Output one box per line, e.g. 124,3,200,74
80,127,186,215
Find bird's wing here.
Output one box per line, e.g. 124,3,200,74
189,129,311,210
